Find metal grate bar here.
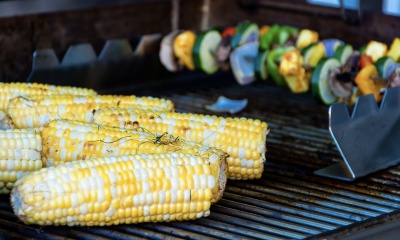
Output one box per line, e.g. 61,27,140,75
2,77,400,239
216,199,338,230
212,205,323,235
222,191,353,226
262,169,400,209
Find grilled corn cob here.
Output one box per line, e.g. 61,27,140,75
92,108,269,180
0,110,15,130
41,119,227,202
0,129,42,194
7,94,174,129
0,82,96,111
11,152,225,226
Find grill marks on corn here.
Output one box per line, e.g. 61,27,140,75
0,129,43,194
11,153,219,226
93,108,269,180
7,95,175,129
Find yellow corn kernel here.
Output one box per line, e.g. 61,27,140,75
93,108,269,180
7,94,174,129
0,129,42,194
11,153,225,226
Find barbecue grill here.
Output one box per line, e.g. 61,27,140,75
0,0,400,239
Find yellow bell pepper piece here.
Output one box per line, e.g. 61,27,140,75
355,65,385,102
364,41,387,62
308,42,325,67
387,38,400,62
279,49,309,93
296,29,319,49
173,31,196,70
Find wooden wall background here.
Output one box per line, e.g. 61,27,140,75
0,0,398,82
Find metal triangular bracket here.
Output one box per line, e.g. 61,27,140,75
314,87,400,181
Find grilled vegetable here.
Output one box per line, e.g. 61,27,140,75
267,46,296,87
173,31,196,70
296,29,319,49
260,24,280,50
41,119,228,182
0,129,42,194
375,56,396,79
360,54,374,69
387,65,400,88
258,25,270,41
193,30,222,74
328,68,353,100
279,49,308,93
216,27,236,71
364,41,387,62
11,152,227,226
334,44,353,65
7,94,174,129
322,39,344,58
309,42,325,67
255,50,269,80
0,82,96,111
230,21,259,49
230,41,259,85
92,107,269,180
311,58,341,105
159,30,183,72
355,64,385,102
301,43,318,66
387,37,400,62
277,25,299,46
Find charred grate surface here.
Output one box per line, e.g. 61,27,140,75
1,74,400,239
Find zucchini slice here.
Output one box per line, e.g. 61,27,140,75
193,30,222,74
311,58,341,105
231,21,259,49
301,43,318,66
255,50,269,80
334,44,353,65
375,56,396,79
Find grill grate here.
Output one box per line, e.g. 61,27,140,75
1,74,400,239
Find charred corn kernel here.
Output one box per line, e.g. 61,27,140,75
93,108,269,180
0,129,42,194
0,82,96,111
42,119,227,202
11,153,224,226
7,94,174,130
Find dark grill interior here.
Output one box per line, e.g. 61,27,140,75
1,73,400,239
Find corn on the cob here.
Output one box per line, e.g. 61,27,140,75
0,82,96,111
11,152,224,226
7,94,175,129
0,129,42,194
41,119,227,202
92,108,269,180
